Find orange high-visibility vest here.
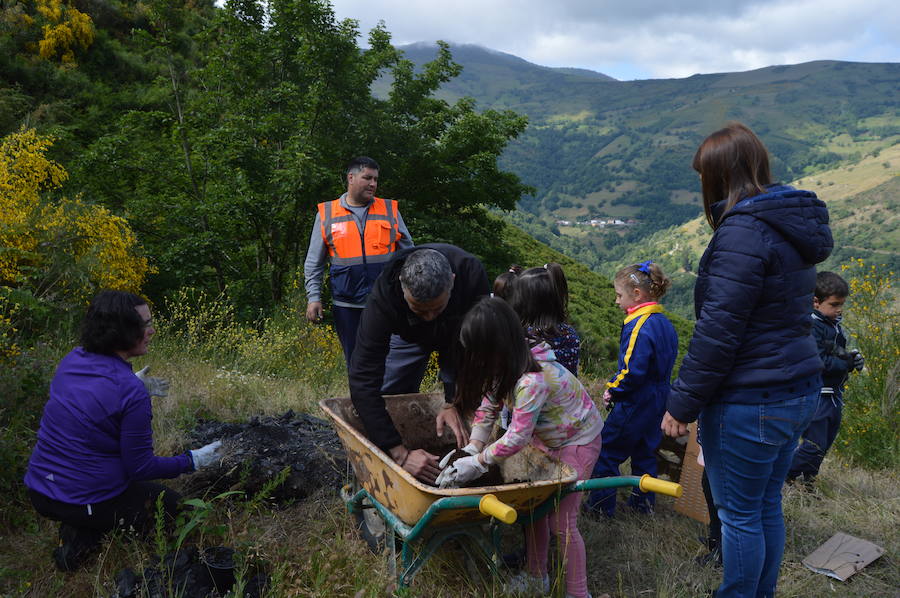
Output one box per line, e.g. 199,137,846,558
318,196,401,303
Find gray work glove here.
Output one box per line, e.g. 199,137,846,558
135,366,170,398
190,440,223,470
851,350,865,372
437,454,488,489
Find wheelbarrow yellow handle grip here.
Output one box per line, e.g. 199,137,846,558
639,474,683,498
479,493,517,524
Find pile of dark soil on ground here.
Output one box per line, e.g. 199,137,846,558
183,411,346,501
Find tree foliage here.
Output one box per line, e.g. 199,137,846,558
77,0,529,312
0,0,96,66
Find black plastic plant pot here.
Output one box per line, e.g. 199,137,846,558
201,546,236,594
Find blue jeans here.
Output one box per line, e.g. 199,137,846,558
699,392,817,598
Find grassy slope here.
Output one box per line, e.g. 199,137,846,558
5,350,897,598
1,219,893,596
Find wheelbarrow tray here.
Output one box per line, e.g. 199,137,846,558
320,393,577,527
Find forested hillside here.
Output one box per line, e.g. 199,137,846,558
399,43,900,279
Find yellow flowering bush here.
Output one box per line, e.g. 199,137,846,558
0,126,66,285
421,350,441,392
0,295,20,361
35,0,94,65
0,127,151,306
65,198,150,292
836,258,899,469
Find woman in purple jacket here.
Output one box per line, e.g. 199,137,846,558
24,291,222,572
662,123,831,598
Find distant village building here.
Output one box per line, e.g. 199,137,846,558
565,217,639,228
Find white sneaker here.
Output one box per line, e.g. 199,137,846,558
505,571,550,595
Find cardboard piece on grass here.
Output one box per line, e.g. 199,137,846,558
802,532,884,581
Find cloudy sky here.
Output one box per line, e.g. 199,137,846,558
327,0,900,80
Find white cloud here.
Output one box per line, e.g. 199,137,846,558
328,0,900,79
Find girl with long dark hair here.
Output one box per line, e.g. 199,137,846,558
447,297,603,598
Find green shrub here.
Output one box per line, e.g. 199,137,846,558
836,259,900,469
0,343,58,526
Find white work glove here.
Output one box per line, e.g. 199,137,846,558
437,454,488,489
438,449,457,469
190,440,223,470
435,466,454,488
460,443,480,456
135,366,170,398
437,443,480,470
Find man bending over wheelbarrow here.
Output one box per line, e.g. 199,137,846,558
349,244,490,484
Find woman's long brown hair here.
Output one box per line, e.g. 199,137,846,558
693,122,773,229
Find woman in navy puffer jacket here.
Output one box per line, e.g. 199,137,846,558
662,122,832,598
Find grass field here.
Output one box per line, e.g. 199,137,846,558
3,340,897,598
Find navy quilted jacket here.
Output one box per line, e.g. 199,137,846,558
667,185,833,423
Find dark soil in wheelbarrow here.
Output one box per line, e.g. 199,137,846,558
182,410,345,501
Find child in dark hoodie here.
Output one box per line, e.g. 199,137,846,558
787,271,864,485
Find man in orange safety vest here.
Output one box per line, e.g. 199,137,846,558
303,157,414,366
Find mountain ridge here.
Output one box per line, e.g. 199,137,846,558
399,41,617,82
391,42,900,292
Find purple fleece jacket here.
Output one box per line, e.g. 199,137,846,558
24,347,193,505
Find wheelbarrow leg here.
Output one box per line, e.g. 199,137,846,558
387,527,397,581
397,523,501,589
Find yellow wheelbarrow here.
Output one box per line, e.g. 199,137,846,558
320,393,682,589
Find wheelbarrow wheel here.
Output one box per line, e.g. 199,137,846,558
350,479,388,553
356,499,388,553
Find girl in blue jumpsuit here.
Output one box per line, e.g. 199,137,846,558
586,260,678,516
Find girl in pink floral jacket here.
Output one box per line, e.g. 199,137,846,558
451,297,603,598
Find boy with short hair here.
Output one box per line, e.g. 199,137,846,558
787,271,864,485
